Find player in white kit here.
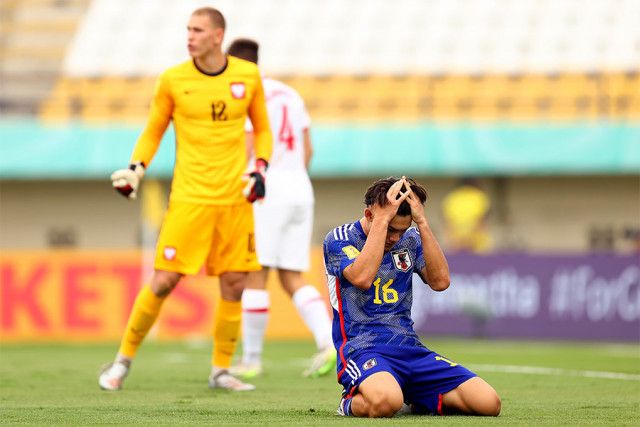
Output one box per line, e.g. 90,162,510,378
227,39,335,378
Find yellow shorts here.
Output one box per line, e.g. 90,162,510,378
154,201,260,276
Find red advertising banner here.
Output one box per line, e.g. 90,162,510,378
0,249,328,341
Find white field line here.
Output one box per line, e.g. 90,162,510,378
469,364,640,381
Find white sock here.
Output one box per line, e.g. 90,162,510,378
292,285,333,350
241,289,269,365
115,353,132,367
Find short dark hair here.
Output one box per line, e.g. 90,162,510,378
364,176,428,216
227,38,259,64
192,7,226,30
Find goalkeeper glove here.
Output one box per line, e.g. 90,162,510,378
243,158,268,203
110,161,146,200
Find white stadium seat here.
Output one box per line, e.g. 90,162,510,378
63,0,640,76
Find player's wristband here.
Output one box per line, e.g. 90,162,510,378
129,161,146,177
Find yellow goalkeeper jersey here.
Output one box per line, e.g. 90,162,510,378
130,56,272,205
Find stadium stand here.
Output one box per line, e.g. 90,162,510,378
3,0,639,121
39,72,640,122
0,0,90,115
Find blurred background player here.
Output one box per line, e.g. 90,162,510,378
324,177,500,417
226,39,335,378
99,8,272,392
441,177,491,253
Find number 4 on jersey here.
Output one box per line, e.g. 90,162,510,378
278,105,294,150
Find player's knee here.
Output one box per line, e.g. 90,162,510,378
476,390,501,416
220,272,248,300
366,392,404,418
368,401,397,418
151,272,181,297
486,391,501,416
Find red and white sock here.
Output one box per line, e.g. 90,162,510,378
292,285,333,350
241,289,269,365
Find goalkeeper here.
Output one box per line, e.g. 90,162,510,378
99,6,272,392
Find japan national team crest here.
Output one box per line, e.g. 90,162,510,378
362,358,377,370
163,246,177,261
230,82,246,99
391,249,412,272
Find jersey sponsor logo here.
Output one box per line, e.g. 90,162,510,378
342,245,360,260
163,246,177,261
230,82,246,99
391,249,412,272
362,358,377,370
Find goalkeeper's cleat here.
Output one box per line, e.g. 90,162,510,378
303,346,337,378
208,369,256,391
98,361,129,391
229,362,263,379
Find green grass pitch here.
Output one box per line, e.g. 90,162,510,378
1,338,638,425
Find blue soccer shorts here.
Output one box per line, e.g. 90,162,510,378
338,344,476,415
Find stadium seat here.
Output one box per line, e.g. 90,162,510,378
19,0,640,122
1,0,90,115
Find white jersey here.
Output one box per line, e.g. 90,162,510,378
247,77,314,204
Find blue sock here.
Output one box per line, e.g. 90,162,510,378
341,397,354,416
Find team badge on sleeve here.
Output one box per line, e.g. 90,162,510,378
362,358,377,370
230,82,246,99
391,249,412,272
163,246,177,261
342,245,361,260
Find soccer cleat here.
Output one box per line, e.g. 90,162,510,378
208,369,256,391
396,403,413,415
303,347,337,378
229,362,263,379
98,361,129,391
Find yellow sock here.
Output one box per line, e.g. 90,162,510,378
212,298,242,368
118,285,166,359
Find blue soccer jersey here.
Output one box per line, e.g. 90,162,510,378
323,221,427,359
324,220,477,415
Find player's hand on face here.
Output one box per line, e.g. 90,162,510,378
372,179,409,223
401,176,427,226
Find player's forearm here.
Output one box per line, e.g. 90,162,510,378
248,79,272,162
130,111,170,166
131,128,162,166
303,129,313,170
416,221,450,291
245,132,255,163
252,128,272,163
344,220,388,290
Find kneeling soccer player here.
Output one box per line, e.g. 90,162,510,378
323,176,501,417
